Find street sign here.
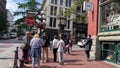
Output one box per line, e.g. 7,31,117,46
27,10,38,15
83,1,93,11
25,16,34,26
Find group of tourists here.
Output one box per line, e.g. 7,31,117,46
21,31,93,68
21,31,49,68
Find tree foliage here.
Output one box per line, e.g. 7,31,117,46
0,10,9,34
65,0,89,23
13,0,41,32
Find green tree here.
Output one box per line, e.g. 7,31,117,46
65,0,89,23
13,0,41,33
0,10,9,34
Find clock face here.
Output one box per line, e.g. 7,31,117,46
61,19,65,25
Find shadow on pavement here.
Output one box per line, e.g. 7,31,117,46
41,66,57,68
70,53,84,56
65,63,84,66
65,59,82,62
25,66,57,68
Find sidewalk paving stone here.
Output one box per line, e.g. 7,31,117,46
9,45,119,68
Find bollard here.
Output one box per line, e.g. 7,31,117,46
19,58,24,68
13,51,18,68
16,47,19,59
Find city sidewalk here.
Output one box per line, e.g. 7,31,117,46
9,45,119,68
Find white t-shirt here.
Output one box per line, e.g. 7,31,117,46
57,39,65,52
52,39,59,48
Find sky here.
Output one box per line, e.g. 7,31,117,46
6,0,42,21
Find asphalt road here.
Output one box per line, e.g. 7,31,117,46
0,38,22,68
0,37,22,43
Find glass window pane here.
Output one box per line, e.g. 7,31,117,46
100,1,120,31
51,0,54,4
102,43,115,50
69,0,71,7
54,6,57,16
60,0,63,6
60,7,63,16
53,18,56,27
50,6,53,15
50,17,53,27
55,0,57,4
66,0,68,6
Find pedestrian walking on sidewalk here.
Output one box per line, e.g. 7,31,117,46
57,35,65,65
41,32,50,63
52,35,59,62
22,31,32,63
83,35,93,61
64,35,70,54
64,36,73,54
30,34,43,68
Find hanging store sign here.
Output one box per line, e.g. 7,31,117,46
83,1,93,11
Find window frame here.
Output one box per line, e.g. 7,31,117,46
99,0,120,32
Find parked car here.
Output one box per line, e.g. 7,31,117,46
77,39,86,48
0,34,9,40
9,32,17,39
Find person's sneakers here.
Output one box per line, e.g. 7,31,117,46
46,60,49,62
61,62,64,65
59,62,64,66
42,61,44,63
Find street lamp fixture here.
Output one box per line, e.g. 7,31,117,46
35,11,46,36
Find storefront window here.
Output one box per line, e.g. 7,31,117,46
101,42,116,62
100,1,120,31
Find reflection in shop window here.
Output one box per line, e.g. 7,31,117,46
100,1,120,31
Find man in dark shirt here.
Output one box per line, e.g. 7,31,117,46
41,33,50,63
84,35,93,61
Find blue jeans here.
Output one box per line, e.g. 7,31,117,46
32,57,40,68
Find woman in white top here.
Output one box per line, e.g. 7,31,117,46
52,35,59,62
57,35,65,65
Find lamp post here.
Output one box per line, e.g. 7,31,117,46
35,11,46,36
58,16,67,36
